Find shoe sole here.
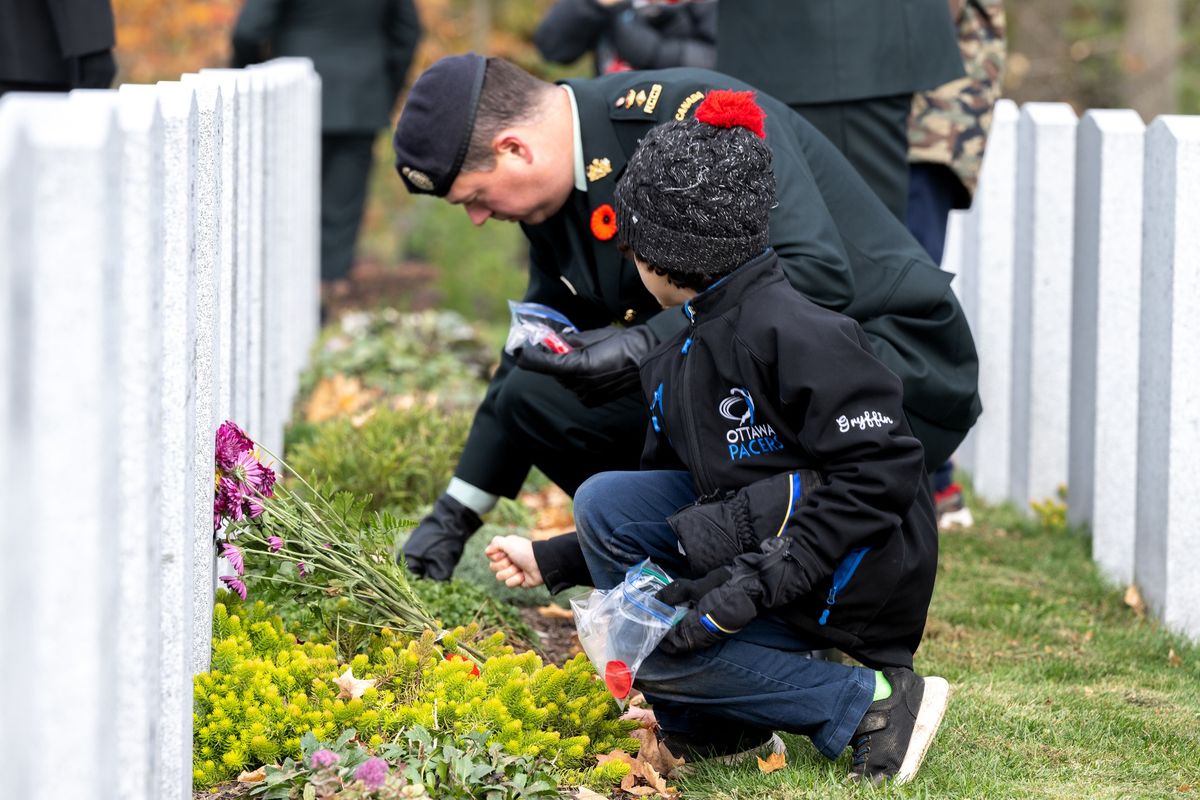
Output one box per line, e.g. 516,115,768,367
894,676,950,785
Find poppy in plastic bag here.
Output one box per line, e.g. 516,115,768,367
571,560,687,706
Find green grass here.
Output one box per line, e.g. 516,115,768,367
677,496,1200,799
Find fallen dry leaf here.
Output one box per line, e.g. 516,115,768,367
519,484,576,540
575,789,609,800
304,374,380,424
1124,585,1147,618
537,603,576,620
1168,648,1183,667
237,767,266,783
1177,784,1193,793
642,763,679,796
596,748,639,771
757,750,787,774
333,666,377,700
630,726,685,777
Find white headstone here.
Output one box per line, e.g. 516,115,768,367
0,93,122,799
961,99,1019,503
1068,110,1145,584
0,99,37,800
1010,103,1077,507
1136,116,1200,640
245,71,267,443
182,78,223,676
156,80,199,800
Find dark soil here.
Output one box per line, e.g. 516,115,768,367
322,258,441,319
520,606,582,667
193,783,249,799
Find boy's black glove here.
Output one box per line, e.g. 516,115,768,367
398,494,483,580
668,470,824,575
516,326,657,406
656,567,757,655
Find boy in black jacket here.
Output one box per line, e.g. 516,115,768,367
570,91,949,785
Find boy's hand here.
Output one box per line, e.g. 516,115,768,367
516,326,657,406
485,535,544,588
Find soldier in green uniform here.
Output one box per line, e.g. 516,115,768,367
715,0,965,221
391,54,981,583
232,0,421,297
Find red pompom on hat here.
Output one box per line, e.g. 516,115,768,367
694,90,767,139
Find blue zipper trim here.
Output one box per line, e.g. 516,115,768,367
681,337,692,354
818,547,871,626
650,383,664,432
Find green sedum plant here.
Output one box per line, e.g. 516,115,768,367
194,603,637,790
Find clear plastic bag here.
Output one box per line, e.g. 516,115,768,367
503,301,577,357
571,560,687,706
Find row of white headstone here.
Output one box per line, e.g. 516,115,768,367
944,99,1200,642
0,59,321,800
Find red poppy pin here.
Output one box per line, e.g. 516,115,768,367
590,203,618,241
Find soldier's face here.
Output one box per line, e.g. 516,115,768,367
446,150,573,226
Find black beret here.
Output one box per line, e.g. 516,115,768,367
392,53,487,197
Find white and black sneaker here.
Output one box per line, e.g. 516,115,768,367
847,667,950,786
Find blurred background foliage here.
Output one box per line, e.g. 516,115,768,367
111,0,1200,329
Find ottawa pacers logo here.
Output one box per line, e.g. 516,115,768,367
719,388,784,461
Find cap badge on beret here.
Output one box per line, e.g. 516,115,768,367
400,166,435,192
586,157,613,183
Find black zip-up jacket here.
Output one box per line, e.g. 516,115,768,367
640,250,938,668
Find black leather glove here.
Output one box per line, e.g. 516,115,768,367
398,494,483,580
516,325,657,407
656,567,758,655
74,49,117,89
668,470,824,575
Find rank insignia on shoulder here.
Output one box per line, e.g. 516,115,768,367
674,90,706,121
586,157,613,182
644,84,662,114
624,88,637,108
634,89,648,107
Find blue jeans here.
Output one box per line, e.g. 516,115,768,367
574,470,875,760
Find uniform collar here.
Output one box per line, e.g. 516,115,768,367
684,249,782,321
561,85,587,192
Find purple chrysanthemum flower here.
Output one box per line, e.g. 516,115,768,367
354,757,389,790
214,421,254,471
229,451,272,494
217,477,246,523
297,561,308,578
268,536,283,553
221,542,245,576
219,575,248,601
309,749,340,769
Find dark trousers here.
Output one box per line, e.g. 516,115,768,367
790,93,913,223
906,162,970,266
455,366,645,498
320,132,376,282
573,469,874,760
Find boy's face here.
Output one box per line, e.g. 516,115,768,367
634,255,697,308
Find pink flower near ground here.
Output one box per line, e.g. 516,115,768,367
268,536,283,553
354,757,389,790
214,421,254,470
309,749,340,769
219,575,248,601
221,542,245,576
297,562,308,578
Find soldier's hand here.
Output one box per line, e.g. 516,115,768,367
397,494,483,580
516,326,657,406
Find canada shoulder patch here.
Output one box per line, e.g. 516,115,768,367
674,90,706,121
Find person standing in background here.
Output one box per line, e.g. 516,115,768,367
535,0,717,75
232,0,422,310
0,0,117,97
906,0,1006,522
714,0,964,222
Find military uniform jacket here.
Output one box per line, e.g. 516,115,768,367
471,68,980,473
715,0,964,106
0,0,115,85
639,250,937,668
231,0,420,133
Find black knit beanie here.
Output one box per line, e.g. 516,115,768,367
614,90,776,282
